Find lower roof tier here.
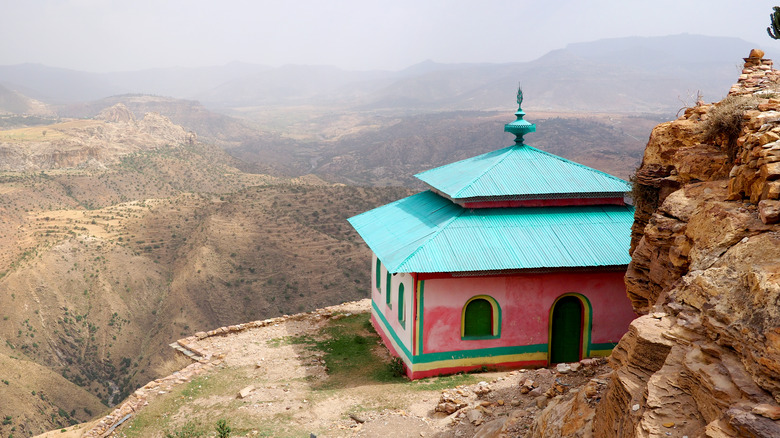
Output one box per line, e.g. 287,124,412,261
348,190,635,274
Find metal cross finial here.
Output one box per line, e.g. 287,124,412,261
516,86,523,108
505,85,535,145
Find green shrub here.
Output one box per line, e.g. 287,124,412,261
215,419,231,438
388,357,406,377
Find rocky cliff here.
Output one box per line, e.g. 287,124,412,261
0,103,195,171
529,51,780,437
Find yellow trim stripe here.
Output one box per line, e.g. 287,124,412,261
589,349,612,357
409,352,547,372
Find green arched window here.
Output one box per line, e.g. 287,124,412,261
386,272,392,306
375,259,382,290
461,296,501,339
397,283,405,325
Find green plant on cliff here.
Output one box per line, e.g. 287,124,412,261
768,6,780,39
702,94,760,163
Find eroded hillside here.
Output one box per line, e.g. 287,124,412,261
0,111,409,437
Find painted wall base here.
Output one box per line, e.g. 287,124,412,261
372,310,614,380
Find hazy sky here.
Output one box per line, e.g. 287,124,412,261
2,0,779,72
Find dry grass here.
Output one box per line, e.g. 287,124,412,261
702,95,760,162
0,120,101,142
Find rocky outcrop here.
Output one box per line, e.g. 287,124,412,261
528,51,780,438
0,103,195,171
95,103,137,123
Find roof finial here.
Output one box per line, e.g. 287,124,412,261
517,86,523,108
504,85,536,146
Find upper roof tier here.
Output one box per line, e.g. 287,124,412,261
414,144,631,202
415,88,630,203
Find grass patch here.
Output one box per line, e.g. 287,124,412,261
314,313,405,388
119,372,242,438
164,421,206,438
273,313,478,389
276,313,406,389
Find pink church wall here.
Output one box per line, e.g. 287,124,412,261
371,254,414,354
421,270,634,355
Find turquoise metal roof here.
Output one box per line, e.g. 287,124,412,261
347,190,634,274
414,144,630,200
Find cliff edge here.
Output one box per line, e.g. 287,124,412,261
530,51,780,438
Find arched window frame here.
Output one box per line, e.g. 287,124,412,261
375,258,382,291
385,271,392,307
461,295,501,340
397,283,405,327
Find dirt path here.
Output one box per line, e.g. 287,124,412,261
46,299,610,437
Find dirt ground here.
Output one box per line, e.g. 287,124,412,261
62,299,608,438
40,299,608,438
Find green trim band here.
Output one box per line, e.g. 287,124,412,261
415,343,548,364
372,300,412,359
416,280,425,356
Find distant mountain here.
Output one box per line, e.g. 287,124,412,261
0,84,56,118
0,84,35,114
59,94,268,146
100,61,272,99
0,34,770,112
357,34,767,113
0,62,271,104
0,63,119,103
195,34,774,112
196,64,397,106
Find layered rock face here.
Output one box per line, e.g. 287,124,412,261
597,52,780,438
529,52,780,437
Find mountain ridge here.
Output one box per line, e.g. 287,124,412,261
0,34,773,112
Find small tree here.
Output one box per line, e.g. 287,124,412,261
768,6,780,39
214,419,231,438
